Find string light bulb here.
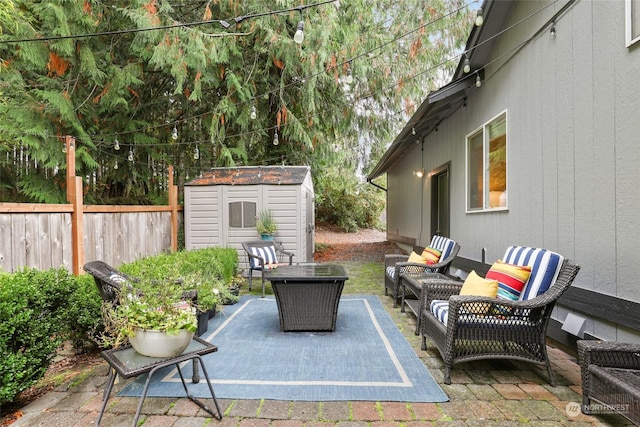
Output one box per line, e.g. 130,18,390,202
194,145,200,160
550,21,556,37
475,8,484,26
127,149,134,162
250,104,257,120
475,73,482,88
345,65,354,84
273,129,280,145
294,21,305,44
463,56,471,73
62,143,66,153
172,125,178,140
411,127,416,135
114,160,119,170
114,135,120,150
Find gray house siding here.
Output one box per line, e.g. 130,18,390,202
381,0,640,343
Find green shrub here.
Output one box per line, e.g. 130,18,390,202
66,274,103,348
314,171,385,232
119,247,240,311
0,268,79,405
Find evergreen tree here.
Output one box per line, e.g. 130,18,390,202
0,0,473,204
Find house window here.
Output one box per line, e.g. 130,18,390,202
229,201,256,228
627,0,640,47
466,111,507,212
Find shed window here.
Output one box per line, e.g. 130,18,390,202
229,201,256,228
466,111,507,212
627,0,640,47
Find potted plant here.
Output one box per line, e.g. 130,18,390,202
256,209,278,240
100,281,198,357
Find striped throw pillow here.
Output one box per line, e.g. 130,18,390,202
249,245,279,269
421,247,442,265
486,260,532,301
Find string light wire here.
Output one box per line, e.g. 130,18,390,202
8,0,560,174
0,0,339,45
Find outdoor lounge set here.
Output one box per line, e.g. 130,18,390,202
385,239,581,386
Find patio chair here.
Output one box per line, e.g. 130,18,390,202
577,340,640,425
242,240,294,297
420,246,580,385
384,235,460,307
83,260,198,311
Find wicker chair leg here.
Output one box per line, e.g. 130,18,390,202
392,286,398,308
443,365,452,384
582,397,592,414
421,334,427,351
546,363,556,387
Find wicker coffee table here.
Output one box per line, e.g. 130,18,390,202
266,264,348,332
401,272,460,335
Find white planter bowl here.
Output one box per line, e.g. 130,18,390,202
129,328,194,358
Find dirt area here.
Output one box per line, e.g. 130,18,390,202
0,226,404,425
314,224,402,262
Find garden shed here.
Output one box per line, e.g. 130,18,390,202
183,166,315,271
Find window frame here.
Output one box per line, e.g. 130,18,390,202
228,201,257,228
627,0,640,47
465,110,508,213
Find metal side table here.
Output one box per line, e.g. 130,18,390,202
98,336,221,427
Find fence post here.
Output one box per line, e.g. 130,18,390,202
65,135,76,204
169,165,178,252
66,136,84,275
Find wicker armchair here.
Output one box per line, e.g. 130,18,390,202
241,240,294,297
420,247,580,385
83,260,139,305
384,235,460,307
577,340,640,424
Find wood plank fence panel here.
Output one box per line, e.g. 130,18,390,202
1,207,179,273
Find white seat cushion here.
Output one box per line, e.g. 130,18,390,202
386,266,396,279
430,300,450,326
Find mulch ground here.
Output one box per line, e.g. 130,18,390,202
0,227,403,425
314,240,402,262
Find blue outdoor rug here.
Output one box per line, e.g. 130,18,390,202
119,295,448,402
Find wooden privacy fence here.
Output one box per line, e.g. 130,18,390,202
0,136,183,275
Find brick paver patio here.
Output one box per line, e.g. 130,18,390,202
10,280,632,426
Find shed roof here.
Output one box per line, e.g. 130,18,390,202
184,166,311,186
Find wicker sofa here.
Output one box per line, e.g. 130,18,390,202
384,235,460,307
419,246,580,385
577,340,640,425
